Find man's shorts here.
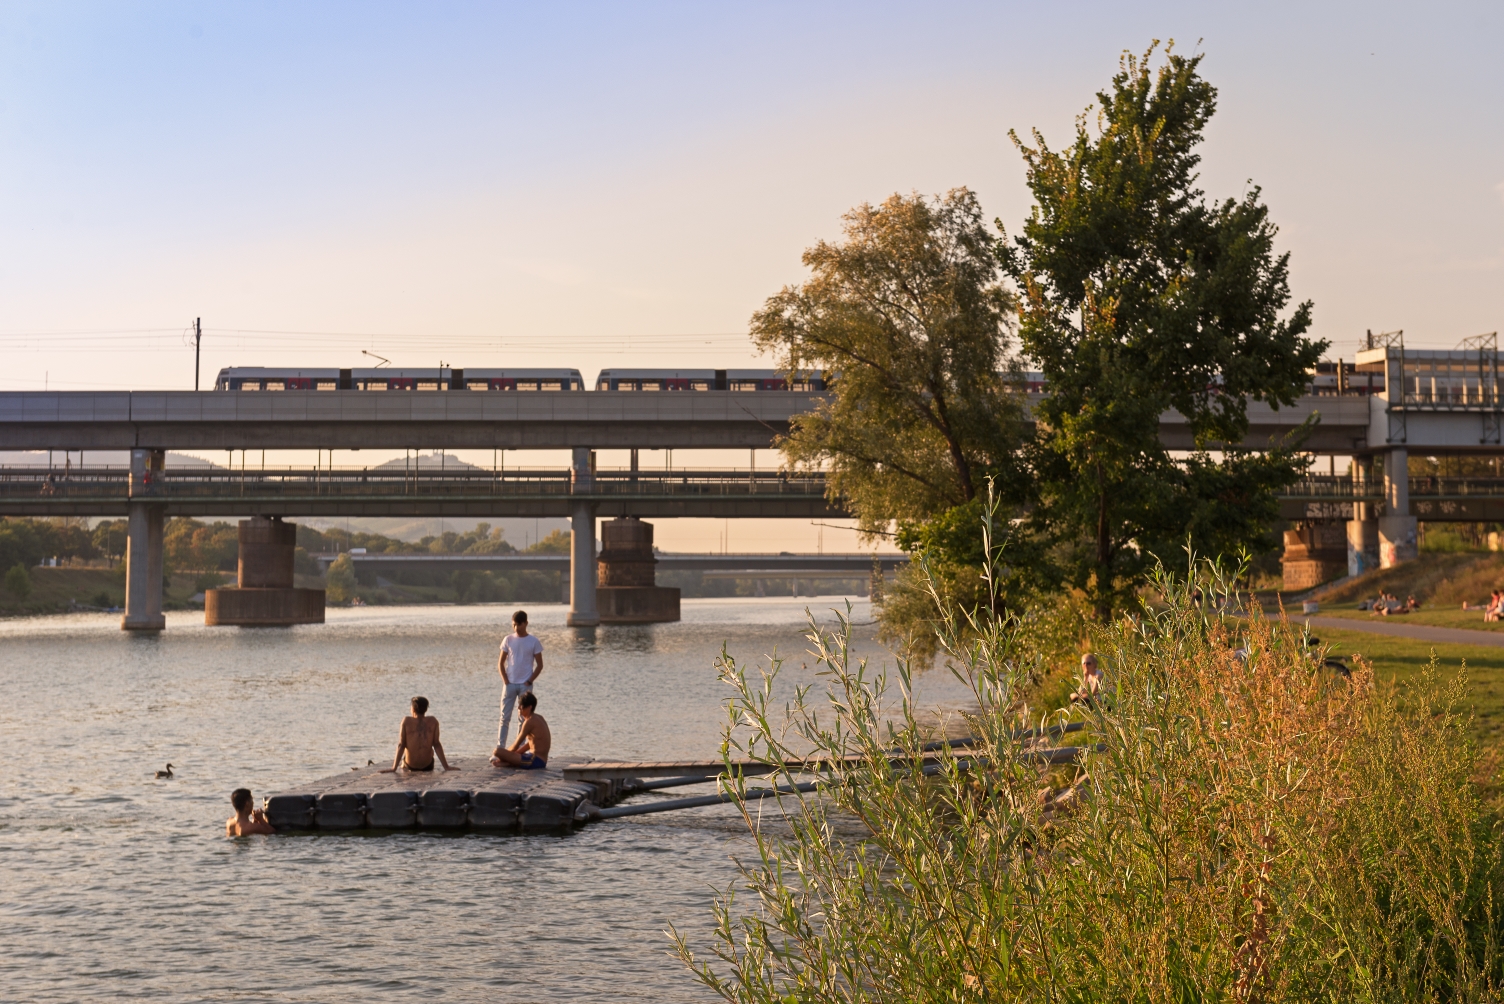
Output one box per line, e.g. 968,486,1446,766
519,752,547,770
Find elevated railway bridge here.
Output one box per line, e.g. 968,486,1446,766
5,333,1503,627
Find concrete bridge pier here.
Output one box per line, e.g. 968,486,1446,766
1347,458,1380,576
122,448,166,631
1379,448,1419,568
567,447,599,627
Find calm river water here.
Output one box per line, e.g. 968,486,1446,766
0,598,974,1002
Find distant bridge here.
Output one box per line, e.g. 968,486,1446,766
316,552,908,577
0,466,839,519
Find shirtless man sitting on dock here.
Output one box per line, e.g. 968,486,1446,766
491,692,550,770
226,788,276,836
380,696,458,773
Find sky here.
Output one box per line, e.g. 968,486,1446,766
2,1,1501,550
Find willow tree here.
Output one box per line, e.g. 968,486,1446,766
751,190,1032,627
1000,43,1323,616
751,189,1027,528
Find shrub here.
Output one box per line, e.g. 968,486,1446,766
677,554,1504,1000
324,554,356,605
3,562,32,600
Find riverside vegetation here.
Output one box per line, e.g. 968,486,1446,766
677,504,1504,1000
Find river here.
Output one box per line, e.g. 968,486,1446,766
0,598,975,1002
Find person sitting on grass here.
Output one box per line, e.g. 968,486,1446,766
225,788,276,836
1488,590,1504,623
380,695,458,773
491,692,551,770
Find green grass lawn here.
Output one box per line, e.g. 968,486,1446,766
1313,625,1504,750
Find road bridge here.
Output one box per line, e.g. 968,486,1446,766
0,466,837,519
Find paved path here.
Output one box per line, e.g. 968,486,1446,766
1301,615,1504,648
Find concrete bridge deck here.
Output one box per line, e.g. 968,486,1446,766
0,466,838,518
0,389,1372,452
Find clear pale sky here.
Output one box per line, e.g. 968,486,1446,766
2,2,1500,550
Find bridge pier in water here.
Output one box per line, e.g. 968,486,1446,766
205,517,325,627
597,517,680,623
122,449,166,632
567,447,600,627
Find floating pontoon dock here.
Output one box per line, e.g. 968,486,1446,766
264,726,1094,835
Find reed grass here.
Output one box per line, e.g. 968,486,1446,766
674,536,1504,1001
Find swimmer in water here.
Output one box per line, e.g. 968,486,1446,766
226,788,276,836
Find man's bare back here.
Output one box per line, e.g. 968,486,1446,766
399,715,440,769
381,697,457,773
226,810,276,836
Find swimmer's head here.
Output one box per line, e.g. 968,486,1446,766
231,788,253,813
411,695,429,716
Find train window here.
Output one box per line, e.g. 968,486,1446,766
317,381,337,391
641,381,661,392
571,380,581,390
240,381,261,391
691,381,710,391
417,381,439,391
362,380,388,391
790,381,808,391
730,381,758,392
619,382,636,391
541,380,562,391
266,380,286,391
517,381,539,391
597,380,609,390
467,381,489,391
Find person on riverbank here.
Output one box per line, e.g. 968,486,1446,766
498,610,543,748
225,788,276,836
380,695,457,773
492,692,550,770
1070,653,1103,706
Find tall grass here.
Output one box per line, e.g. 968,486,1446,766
675,550,1504,1001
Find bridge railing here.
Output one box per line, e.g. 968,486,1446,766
0,467,830,500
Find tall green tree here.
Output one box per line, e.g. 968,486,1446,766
751,190,1034,637
1000,43,1323,615
751,189,1027,534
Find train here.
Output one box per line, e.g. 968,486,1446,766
213,367,826,392
213,364,1365,396
214,368,584,391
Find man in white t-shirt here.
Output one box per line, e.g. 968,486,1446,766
497,609,543,749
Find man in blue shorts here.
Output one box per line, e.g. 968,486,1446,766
492,692,550,770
